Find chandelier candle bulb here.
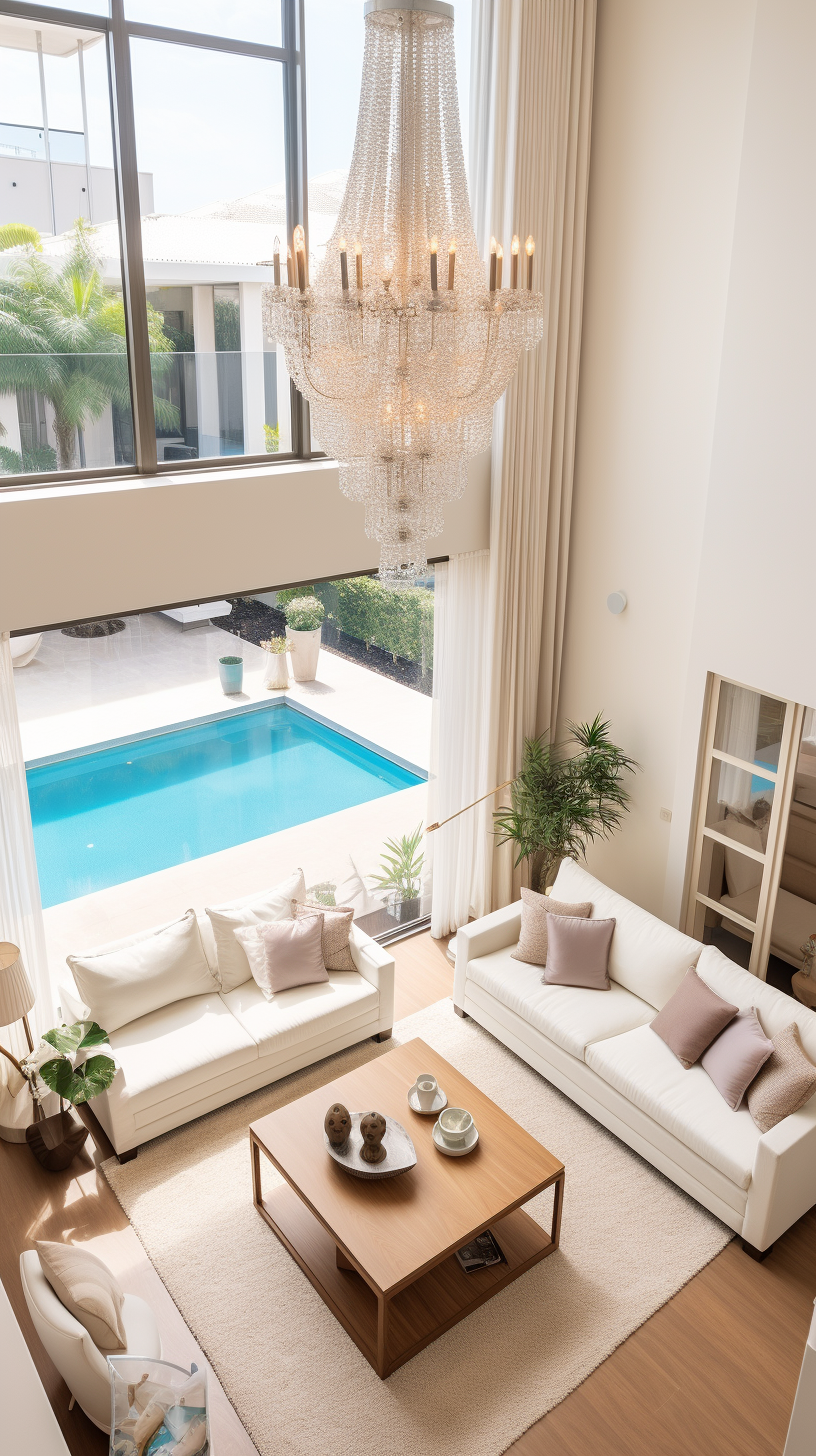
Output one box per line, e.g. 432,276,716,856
294,225,306,293
526,235,535,290
339,238,349,294
511,235,519,289
355,241,363,291
273,236,281,288
430,237,438,292
496,243,503,292
489,236,497,292
286,245,294,287
448,239,456,290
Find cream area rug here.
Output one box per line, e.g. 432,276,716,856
104,999,732,1456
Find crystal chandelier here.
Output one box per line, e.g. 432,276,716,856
264,0,543,588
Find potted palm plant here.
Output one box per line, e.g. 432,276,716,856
493,714,638,892
260,636,289,690
371,823,425,924
21,1020,116,1171
285,596,325,682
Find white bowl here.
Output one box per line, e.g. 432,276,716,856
436,1107,473,1146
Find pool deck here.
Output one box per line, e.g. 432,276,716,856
13,614,432,993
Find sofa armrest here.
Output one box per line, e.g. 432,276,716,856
349,924,395,1033
57,980,90,1024
453,901,523,1010
743,1097,816,1251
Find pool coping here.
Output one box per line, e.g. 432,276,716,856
24,693,429,781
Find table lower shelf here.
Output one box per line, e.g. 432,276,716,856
257,1179,558,1377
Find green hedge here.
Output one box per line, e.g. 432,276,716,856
272,577,434,670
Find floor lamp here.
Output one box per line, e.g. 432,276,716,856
0,941,39,1143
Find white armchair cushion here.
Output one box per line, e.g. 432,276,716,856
466,945,654,1059
551,860,702,1009
205,869,307,992
66,910,218,1034
36,1240,126,1350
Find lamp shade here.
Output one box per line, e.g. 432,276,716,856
0,943,35,1027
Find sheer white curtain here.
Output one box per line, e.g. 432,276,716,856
0,631,52,1137
716,682,761,814
428,552,491,938
471,0,597,909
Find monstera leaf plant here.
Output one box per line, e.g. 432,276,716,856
35,1020,117,1105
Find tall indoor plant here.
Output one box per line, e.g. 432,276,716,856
494,715,638,893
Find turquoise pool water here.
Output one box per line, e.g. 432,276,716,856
27,704,422,908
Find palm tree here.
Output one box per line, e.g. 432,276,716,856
0,220,177,470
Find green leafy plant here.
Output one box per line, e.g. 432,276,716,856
264,422,280,453
260,636,288,654
0,222,42,252
285,595,325,632
35,1021,116,1106
218,654,243,665
494,715,639,893
371,822,424,903
0,442,57,475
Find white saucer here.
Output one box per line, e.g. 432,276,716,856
432,1120,479,1157
407,1083,448,1115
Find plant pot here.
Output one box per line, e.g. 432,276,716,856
218,657,244,694
398,897,421,924
286,627,321,683
26,1108,89,1171
263,652,289,690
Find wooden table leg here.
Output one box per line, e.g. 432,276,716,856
335,1245,354,1271
250,1134,262,1209
551,1169,565,1248
376,1292,390,1378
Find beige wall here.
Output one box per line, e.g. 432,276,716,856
558,0,757,914
0,453,491,633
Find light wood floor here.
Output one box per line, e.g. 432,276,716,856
2,930,814,1455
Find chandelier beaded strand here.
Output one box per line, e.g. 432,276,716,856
264,0,544,588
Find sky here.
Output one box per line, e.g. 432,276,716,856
0,1,473,220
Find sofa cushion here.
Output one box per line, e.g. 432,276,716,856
511,888,592,966
221,972,379,1059
107,993,258,1118
551,860,702,1009
650,967,738,1069
36,1240,126,1351
701,1009,774,1110
696,944,816,1063
240,914,329,999
545,914,615,989
206,869,307,992
466,945,654,1060
66,910,219,1034
586,1023,762,1189
746,1023,816,1133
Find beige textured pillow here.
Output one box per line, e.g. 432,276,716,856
36,1240,127,1350
511,887,592,966
747,1022,816,1133
296,902,356,971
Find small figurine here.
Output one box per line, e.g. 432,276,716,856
324,1103,352,1149
359,1110,387,1164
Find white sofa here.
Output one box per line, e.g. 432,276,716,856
454,859,816,1257
59,896,395,1161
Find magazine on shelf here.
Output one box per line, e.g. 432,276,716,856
455,1230,505,1273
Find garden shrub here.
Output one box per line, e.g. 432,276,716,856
272,577,434,671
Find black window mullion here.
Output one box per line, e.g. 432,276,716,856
108,0,157,473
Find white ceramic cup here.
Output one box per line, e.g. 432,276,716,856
415,1074,438,1111
437,1107,473,1146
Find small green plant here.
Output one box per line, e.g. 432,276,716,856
30,1021,116,1106
285,595,325,632
260,636,288,654
371,822,424,903
264,422,280,453
218,655,243,665
493,714,639,893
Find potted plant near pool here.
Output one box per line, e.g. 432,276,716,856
260,636,289,690
284,596,325,683
372,822,425,924
218,654,244,694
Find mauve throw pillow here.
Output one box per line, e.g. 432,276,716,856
650,967,738,1069
747,1022,816,1133
700,1008,774,1110
543,914,616,990
238,914,328,1000
511,887,593,966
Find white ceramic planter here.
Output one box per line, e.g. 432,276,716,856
286,627,321,682
263,651,290,690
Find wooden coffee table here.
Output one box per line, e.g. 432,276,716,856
249,1037,564,1377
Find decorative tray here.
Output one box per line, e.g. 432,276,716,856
323,1112,417,1180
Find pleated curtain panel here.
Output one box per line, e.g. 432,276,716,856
430,0,596,936
0,631,52,1138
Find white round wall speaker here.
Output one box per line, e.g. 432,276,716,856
607,590,627,615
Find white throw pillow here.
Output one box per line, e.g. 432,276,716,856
718,819,764,897
205,869,306,991
66,910,217,1034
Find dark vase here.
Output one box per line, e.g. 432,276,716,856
398,897,421,924
26,1108,89,1171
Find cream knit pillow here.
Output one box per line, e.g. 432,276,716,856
747,1022,816,1132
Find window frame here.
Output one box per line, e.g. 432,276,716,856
0,0,315,488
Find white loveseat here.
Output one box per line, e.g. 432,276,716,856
59,886,395,1161
454,860,816,1256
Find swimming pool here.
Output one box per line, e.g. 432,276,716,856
27,703,423,908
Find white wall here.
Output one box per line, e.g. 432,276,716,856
0,453,491,632
558,0,757,914
0,158,153,235
664,0,816,922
